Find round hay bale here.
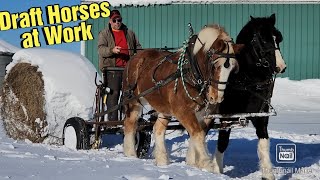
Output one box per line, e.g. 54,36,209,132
0,48,98,145
1,63,47,143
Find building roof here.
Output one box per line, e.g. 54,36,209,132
82,0,320,7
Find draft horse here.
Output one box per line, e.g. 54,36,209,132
122,25,243,172
210,14,287,179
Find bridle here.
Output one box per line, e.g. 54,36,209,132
187,35,237,92
228,31,281,112
250,32,279,73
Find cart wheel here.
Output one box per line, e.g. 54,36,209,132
135,131,151,158
63,117,90,150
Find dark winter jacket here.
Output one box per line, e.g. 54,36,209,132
97,23,142,70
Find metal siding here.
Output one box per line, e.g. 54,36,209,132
85,4,320,80
289,6,297,79
307,4,314,79
301,5,308,79
315,5,320,78
295,5,302,80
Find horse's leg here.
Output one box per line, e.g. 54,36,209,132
176,113,214,172
184,117,213,167
123,102,141,157
153,113,170,166
212,128,231,174
252,117,275,180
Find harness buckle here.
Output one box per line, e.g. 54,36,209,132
262,60,270,67
156,80,164,87
197,79,203,85
238,117,248,127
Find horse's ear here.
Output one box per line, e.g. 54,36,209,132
213,39,226,52
233,44,245,54
250,15,255,20
270,13,276,25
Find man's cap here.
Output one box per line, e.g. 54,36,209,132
110,10,122,19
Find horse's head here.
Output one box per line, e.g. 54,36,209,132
191,25,243,104
237,14,287,75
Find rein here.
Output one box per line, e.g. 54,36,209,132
94,68,188,118
121,47,180,51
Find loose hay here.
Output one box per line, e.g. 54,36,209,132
0,62,47,143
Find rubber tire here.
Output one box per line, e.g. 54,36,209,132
135,131,151,158
63,117,90,150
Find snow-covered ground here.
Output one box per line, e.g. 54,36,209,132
0,46,319,179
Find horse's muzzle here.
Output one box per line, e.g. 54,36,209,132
276,66,286,74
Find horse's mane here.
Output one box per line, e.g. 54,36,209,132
236,16,276,44
193,24,231,55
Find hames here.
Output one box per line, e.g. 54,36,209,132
42,22,93,45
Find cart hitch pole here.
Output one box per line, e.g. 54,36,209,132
204,110,277,119
121,47,180,51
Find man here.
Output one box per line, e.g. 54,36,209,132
98,9,142,121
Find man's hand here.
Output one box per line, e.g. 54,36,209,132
112,46,121,54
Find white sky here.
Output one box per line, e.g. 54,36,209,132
0,39,20,53
0,40,320,180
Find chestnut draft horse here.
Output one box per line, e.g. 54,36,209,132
122,24,243,172
209,14,287,179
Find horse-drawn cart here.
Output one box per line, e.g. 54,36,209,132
62,65,277,157
63,21,282,165
61,16,286,180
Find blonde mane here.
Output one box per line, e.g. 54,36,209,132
193,24,231,55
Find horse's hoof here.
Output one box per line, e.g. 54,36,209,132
199,161,215,173
186,159,197,167
125,154,137,158
261,174,275,180
155,159,170,166
124,150,137,158
212,166,223,174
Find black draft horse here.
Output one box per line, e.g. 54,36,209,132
210,14,287,180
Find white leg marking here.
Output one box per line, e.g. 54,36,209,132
258,138,275,180
123,131,137,157
153,114,169,166
186,139,196,166
190,132,214,172
123,106,141,158
212,147,224,174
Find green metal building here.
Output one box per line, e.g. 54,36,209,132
82,1,320,80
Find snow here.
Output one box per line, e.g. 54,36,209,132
6,48,99,143
81,0,320,7
0,39,20,53
0,47,320,179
